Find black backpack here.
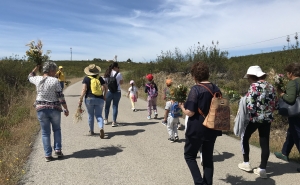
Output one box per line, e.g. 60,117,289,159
107,72,119,93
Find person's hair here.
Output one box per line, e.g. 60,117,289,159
131,83,134,91
285,62,300,77
190,62,209,82
247,75,259,82
43,61,57,73
104,62,119,78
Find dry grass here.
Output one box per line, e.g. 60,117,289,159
0,92,39,185
0,77,82,185
123,71,300,163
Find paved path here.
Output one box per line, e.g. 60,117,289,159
20,81,300,185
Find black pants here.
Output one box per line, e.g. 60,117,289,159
282,116,300,156
241,122,271,169
184,136,216,185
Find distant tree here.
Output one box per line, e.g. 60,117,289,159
126,58,132,63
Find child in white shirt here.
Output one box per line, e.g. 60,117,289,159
127,80,138,112
165,99,181,142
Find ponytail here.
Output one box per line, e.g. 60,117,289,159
104,64,113,78
131,83,134,92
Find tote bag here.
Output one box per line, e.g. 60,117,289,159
278,81,300,117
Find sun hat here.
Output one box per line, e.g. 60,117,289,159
130,80,134,84
146,74,153,81
59,66,63,69
166,79,172,85
84,64,101,75
243,65,266,78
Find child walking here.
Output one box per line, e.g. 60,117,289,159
165,98,181,142
144,74,158,119
127,80,138,112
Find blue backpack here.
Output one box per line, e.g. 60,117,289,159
170,102,182,118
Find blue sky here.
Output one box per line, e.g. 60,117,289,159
1,0,299,62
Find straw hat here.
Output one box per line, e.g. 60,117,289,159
59,66,63,69
84,64,101,75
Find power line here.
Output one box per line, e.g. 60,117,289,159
221,32,299,50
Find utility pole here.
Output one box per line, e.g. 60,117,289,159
70,47,72,61
287,35,290,49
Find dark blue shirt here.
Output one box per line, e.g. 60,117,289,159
184,83,222,140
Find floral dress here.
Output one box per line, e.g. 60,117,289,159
246,80,277,123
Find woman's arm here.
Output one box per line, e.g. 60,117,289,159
282,80,298,104
179,103,195,117
79,84,87,105
102,84,107,100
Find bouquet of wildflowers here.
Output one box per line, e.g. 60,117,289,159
25,39,51,73
274,74,285,90
73,105,85,123
268,68,287,91
169,84,188,102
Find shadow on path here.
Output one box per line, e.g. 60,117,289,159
214,152,235,162
62,145,124,159
220,161,299,184
220,174,276,185
121,122,158,127
105,129,145,139
65,95,81,97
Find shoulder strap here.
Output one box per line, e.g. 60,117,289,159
197,84,214,96
196,84,214,118
113,72,119,78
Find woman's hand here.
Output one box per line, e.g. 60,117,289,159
64,109,69,117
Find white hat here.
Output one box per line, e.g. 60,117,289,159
130,80,134,84
243,65,266,78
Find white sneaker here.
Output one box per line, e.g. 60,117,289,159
104,119,108,125
238,162,252,172
154,112,158,119
253,168,267,179
111,122,118,127
147,116,151,120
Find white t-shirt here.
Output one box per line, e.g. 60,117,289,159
105,70,123,91
128,86,138,96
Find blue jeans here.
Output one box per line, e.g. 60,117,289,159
105,91,121,122
85,97,105,131
37,109,62,157
59,81,64,90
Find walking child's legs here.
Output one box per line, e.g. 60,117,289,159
130,95,135,109
147,96,152,116
167,117,174,138
152,97,157,113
